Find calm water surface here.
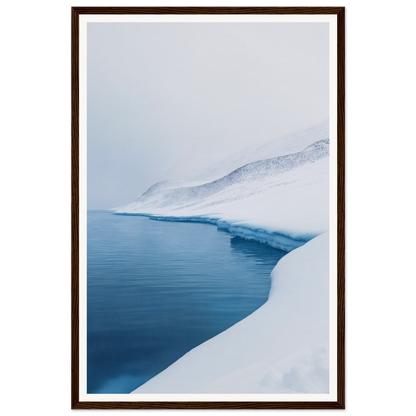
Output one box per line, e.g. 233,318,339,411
87,210,286,393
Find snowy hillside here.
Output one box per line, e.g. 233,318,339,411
115,121,332,395
119,139,328,211
116,122,329,250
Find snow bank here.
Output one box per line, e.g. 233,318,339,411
131,233,329,394
115,212,309,252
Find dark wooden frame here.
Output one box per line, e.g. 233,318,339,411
72,6,345,409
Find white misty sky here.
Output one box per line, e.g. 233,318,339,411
87,22,329,209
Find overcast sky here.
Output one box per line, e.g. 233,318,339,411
87,22,329,209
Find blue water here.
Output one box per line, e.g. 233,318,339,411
87,210,287,394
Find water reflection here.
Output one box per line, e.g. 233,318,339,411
230,235,287,264
87,212,288,394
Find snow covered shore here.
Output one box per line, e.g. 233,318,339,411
130,233,329,394
115,212,310,252
115,122,331,394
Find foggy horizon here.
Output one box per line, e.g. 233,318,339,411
87,22,329,209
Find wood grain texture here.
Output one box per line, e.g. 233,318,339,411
336,7,346,410
71,6,345,410
71,6,345,15
71,6,80,410
71,401,345,410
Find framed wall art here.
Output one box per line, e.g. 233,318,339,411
72,6,345,409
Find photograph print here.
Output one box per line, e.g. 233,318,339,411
72,7,344,409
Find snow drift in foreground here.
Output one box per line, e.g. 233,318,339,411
116,121,330,394
132,233,329,394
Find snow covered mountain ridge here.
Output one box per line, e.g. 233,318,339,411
161,119,329,182
117,138,329,214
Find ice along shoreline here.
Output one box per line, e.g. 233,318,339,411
114,212,312,253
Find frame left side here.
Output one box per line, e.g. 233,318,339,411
71,7,80,409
